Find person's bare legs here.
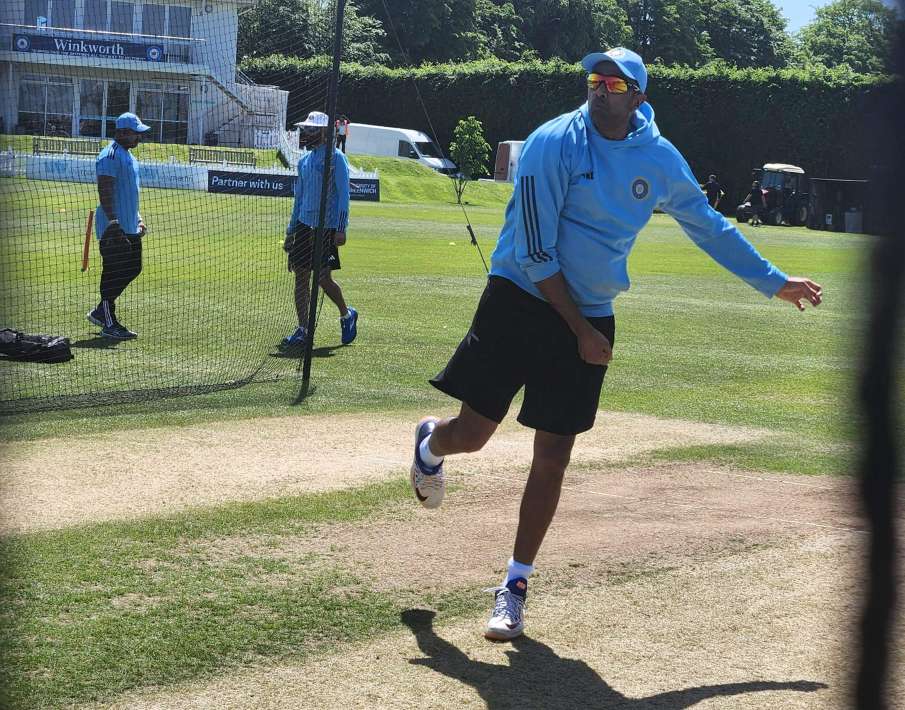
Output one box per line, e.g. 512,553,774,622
512,430,575,564
293,268,311,326
427,402,498,456
482,428,574,640
319,270,348,317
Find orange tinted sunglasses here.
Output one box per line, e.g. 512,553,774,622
587,73,638,94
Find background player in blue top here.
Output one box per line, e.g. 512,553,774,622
280,111,358,351
86,112,150,340
408,48,823,641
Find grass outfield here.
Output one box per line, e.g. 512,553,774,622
1,156,868,472
0,157,886,708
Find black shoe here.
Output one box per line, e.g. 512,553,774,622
101,322,137,339
86,307,105,327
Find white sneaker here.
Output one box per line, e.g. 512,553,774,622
410,416,445,509
484,577,527,641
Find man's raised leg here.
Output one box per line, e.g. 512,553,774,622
411,402,498,509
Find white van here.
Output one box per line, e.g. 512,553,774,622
344,122,457,174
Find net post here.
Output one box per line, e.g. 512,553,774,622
298,0,346,400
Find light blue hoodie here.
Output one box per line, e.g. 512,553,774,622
489,102,787,316
287,144,350,233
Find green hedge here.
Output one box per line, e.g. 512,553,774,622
243,56,897,207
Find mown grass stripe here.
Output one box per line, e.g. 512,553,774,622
0,478,424,708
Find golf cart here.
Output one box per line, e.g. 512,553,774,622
736,164,810,226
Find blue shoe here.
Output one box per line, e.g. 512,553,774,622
101,322,137,340
279,326,307,350
410,416,445,509
340,307,358,345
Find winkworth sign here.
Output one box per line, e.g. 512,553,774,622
13,33,164,62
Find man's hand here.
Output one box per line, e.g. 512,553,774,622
334,230,346,246
577,322,613,366
101,220,125,243
137,220,147,237
776,277,823,311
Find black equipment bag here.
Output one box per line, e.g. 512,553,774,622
0,328,73,363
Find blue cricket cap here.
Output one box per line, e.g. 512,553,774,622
581,47,648,93
115,112,151,132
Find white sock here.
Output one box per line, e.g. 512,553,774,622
419,435,444,467
341,309,353,320
503,557,534,586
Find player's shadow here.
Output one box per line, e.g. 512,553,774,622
311,345,341,358
400,609,827,709
268,344,340,359
71,335,121,349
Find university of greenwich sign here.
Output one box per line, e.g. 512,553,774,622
13,33,165,62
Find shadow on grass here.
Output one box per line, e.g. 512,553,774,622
400,609,828,709
71,336,121,349
268,345,341,359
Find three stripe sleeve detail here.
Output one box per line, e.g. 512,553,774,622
520,175,552,264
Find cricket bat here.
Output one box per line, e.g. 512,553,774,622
81,209,94,272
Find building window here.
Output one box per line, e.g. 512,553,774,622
140,4,192,61
52,0,75,27
110,1,135,33
18,74,74,137
78,79,131,138
106,82,131,135
136,83,189,143
83,0,135,32
23,0,47,25
84,0,107,30
141,3,165,35
78,79,104,137
168,5,191,36
24,0,76,27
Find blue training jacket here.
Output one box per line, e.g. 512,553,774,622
287,144,350,233
489,102,788,317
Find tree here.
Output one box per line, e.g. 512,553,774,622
471,0,533,61
701,0,794,68
449,116,492,204
238,0,389,64
619,0,715,66
797,0,900,74
355,0,480,64
506,0,633,62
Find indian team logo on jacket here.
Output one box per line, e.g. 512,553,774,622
631,177,650,200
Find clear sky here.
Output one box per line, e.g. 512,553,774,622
777,1,831,33
777,0,901,33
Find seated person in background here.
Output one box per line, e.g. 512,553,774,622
745,180,765,227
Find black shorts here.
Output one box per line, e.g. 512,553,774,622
286,223,340,272
430,276,615,436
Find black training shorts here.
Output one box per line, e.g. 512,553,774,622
430,276,615,436
286,223,341,272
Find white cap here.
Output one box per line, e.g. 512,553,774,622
297,111,329,128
